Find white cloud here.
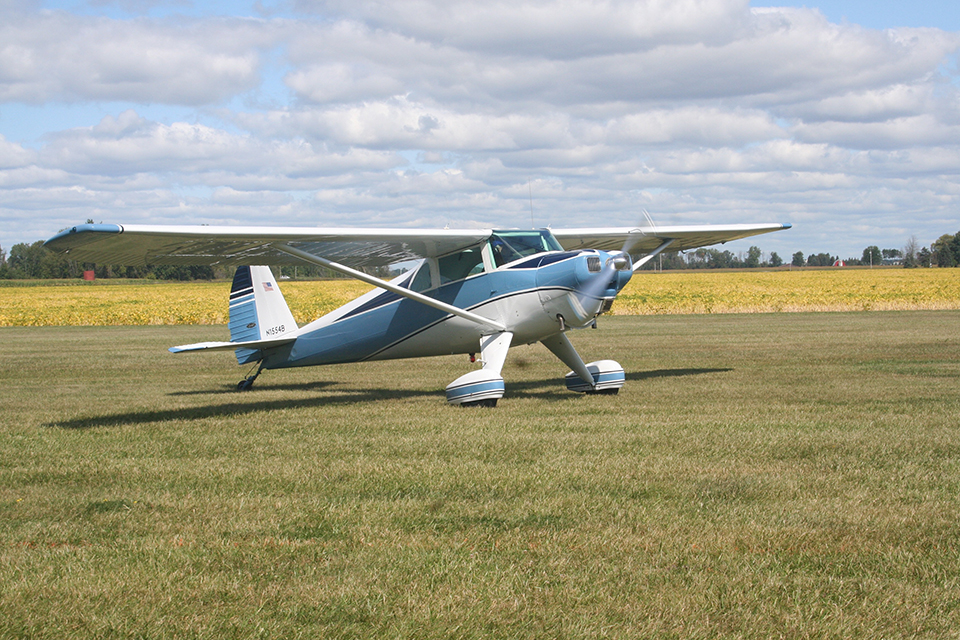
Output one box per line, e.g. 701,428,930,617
298,0,750,56
0,11,277,104
1,0,960,257
0,135,37,170
40,110,402,180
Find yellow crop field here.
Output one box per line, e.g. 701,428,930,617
614,267,960,315
1,268,958,327
0,279,372,327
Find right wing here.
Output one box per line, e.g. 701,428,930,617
551,223,791,256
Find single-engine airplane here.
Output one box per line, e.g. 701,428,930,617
44,221,789,406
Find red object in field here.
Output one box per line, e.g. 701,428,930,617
83,270,95,280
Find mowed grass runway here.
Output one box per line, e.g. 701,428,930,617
2,311,959,638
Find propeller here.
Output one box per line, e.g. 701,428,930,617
621,208,655,262
622,209,676,272
578,208,674,304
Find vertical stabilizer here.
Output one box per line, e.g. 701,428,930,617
228,266,298,364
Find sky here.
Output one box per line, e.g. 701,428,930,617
2,1,959,260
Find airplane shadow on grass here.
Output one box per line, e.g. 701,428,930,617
47,367,731,430
167,380,338,396
504,367,733,400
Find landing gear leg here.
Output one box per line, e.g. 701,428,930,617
237,365,263,391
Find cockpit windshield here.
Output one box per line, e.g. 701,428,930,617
489,230,563,267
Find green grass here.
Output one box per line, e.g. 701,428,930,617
2,312,959,638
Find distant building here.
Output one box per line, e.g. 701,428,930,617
833,259,845,267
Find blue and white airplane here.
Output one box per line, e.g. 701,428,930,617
44,222,789,406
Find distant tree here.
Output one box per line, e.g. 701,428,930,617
931,234,957,267
881,248,902,260
769,251,783,267
150,265,215,281
805,252,835,267
903,236,919,268
7,241,76,278
791,251,804,267
688,248,709,268
917,246,932,268
950,232,960,267
655,252,686,270
712,249,740,269
745,246,762,268
862,246,882,266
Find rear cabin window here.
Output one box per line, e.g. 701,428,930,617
408,261,432,292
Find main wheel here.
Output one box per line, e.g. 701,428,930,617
586,388,619,395
460,398,498,408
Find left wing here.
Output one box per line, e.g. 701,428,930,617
44,223,508,332
43,223,492,268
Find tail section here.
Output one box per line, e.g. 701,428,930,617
229,266,298,364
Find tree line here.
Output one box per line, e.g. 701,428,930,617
2,228,959,279
637,230,960,270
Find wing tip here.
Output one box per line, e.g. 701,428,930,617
44,223,124,251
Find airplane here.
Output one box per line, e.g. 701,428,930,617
44,221,790,406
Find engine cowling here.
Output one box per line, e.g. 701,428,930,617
536,250,633,328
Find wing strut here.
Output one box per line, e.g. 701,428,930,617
631,238,675,272
274,243,507,332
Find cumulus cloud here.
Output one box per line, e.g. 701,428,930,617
297,0,750,56
0,11,278,104
39,110,403,183
1,0,960,256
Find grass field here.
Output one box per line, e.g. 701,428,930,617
2,312,959,638
3,267,959,326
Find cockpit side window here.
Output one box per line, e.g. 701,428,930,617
437,247,485,284
489,230,563,267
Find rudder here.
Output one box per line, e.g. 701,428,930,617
229,266,298,364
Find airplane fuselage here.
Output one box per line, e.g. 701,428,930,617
259,248,632,371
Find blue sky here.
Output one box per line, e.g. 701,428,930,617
2,1,960,260
752,1,960,31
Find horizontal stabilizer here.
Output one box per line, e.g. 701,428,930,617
169,336,296,354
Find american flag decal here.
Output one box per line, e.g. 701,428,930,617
262,282,274,291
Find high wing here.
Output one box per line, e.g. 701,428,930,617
44,222,790,267
43,223,492,268
551,223,792,255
